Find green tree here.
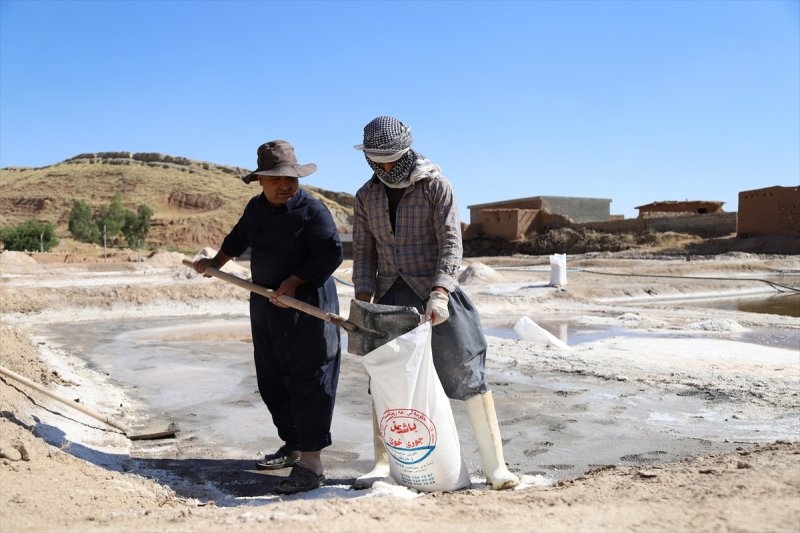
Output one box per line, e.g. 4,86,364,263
122,203,153,248
1,219,59,252
97,192,127,243
68,199,101,243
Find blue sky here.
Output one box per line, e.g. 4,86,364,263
1,0,798,221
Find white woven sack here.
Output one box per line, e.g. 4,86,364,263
361,321,470,492
549,253,567,286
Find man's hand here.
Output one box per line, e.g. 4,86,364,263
192,252,230,278
355,292,372,303
425,291,450,326
192,258,217,278
270,275,304,308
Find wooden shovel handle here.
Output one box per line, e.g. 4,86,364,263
0,365,130,434
181,259,357,332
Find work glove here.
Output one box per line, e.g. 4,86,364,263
425,291,450,326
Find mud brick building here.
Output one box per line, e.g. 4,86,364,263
635,200,726,218
466,196,611,240
737,185,800,238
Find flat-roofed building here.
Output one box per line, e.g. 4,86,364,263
466,196,611,239
737,185,800,238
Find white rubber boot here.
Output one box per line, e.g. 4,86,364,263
353,406,390,489
465,391,520,490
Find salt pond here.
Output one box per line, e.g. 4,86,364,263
34,313,799,502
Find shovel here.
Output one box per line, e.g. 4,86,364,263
0,365,178,440
182,259,421,355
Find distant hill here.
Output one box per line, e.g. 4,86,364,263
0,152,355,252
3,153,796,258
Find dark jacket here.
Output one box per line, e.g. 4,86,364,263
220,188,343,290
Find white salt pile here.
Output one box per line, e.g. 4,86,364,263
458,262,505,285
686,319,747,332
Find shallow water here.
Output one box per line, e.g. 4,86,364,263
684,292,800,318
485,320,799,350
38,314,797,501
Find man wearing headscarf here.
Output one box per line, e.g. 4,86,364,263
351,116,519,490
192,140,342,495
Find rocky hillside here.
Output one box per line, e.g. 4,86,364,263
3,153,796,258
0,152,355,252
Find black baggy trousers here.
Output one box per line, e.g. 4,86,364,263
249,282,341,452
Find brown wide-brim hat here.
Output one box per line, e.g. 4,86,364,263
242,140,317,184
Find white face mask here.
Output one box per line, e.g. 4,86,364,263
365,147,410,163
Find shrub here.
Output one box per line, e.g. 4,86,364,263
67,194,154,248
68,199,101,243
96,192,127,243
122,204,153,248
1,219,59,252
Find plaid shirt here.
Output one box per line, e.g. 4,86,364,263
353,167,462,302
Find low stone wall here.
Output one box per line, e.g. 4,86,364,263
578,218,645,234
576,213,736,238
465,211,738,241
643,212,737,237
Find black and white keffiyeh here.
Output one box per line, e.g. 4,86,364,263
359,116,413,158
366,149,418,187
356,116,418,186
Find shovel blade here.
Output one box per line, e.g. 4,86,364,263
346,300,421,355
127,422,179,440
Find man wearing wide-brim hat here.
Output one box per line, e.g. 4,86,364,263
192,140,343,495
241,139,318,183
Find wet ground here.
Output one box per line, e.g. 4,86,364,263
38,315,798,503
